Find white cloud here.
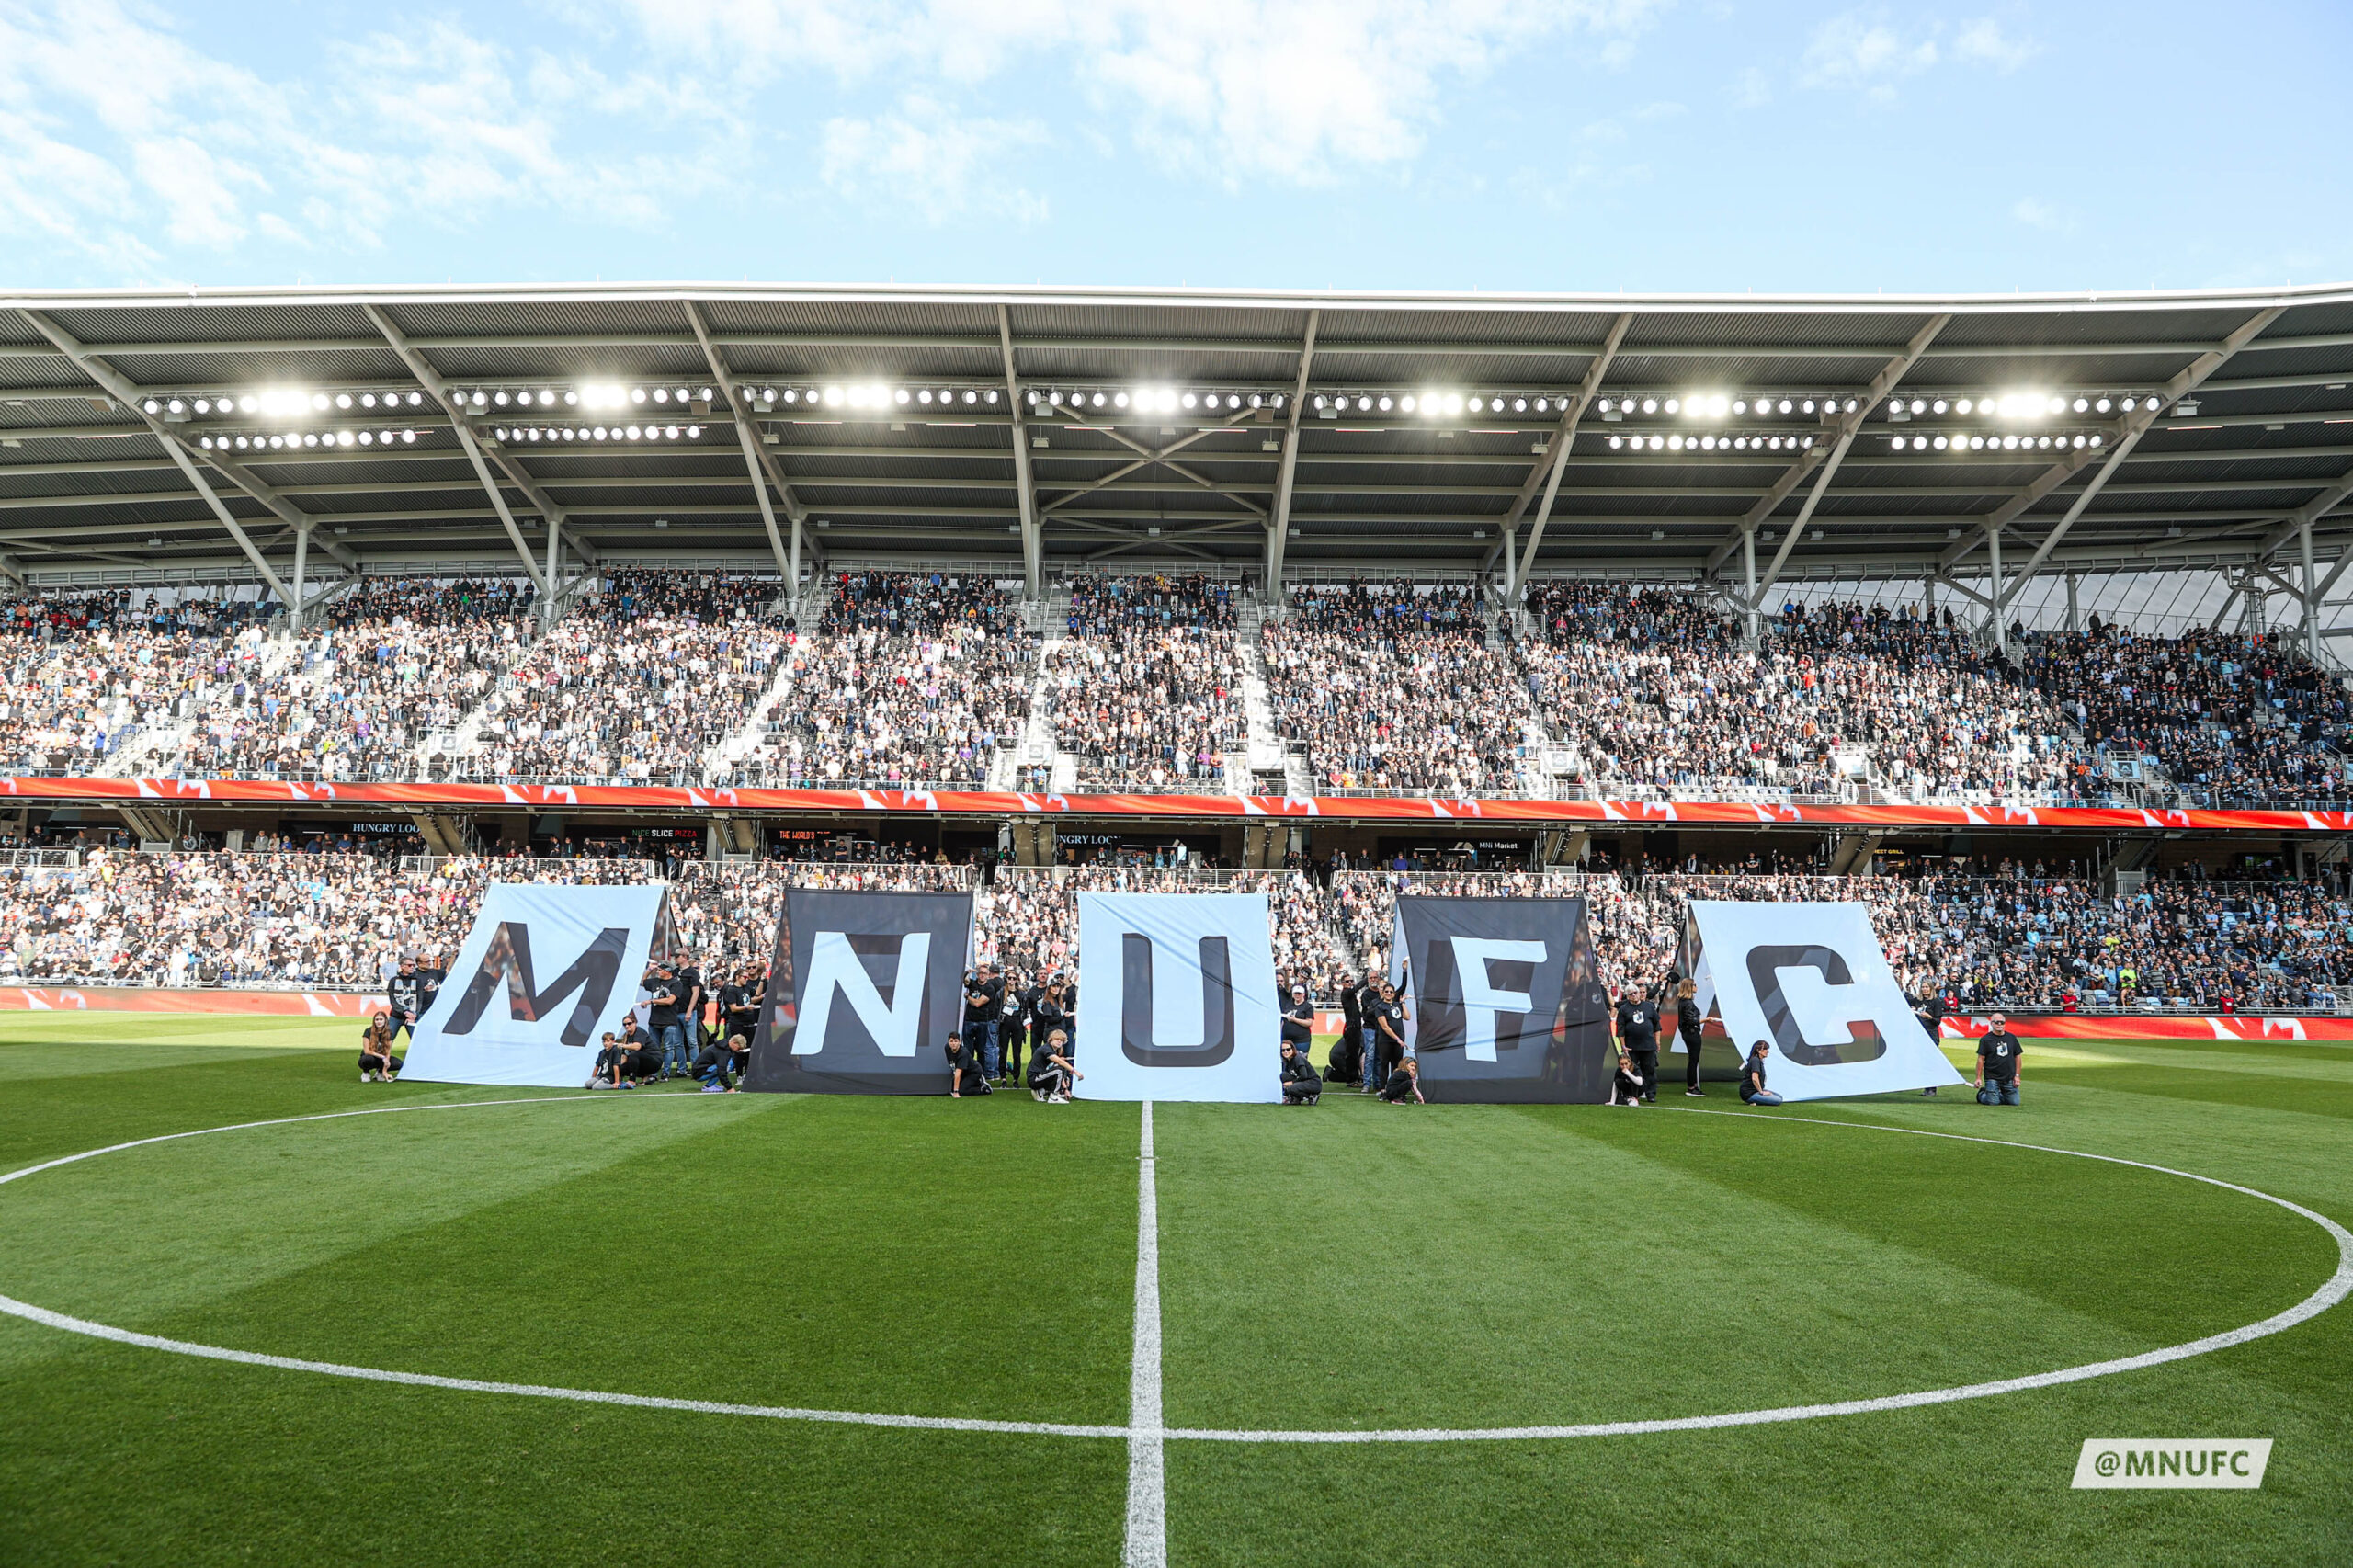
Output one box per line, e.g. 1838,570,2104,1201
1797,10,2040,103
2012,198,2075,234
820,96,1050,222
620,0,1667,186
0,0,733,278
1800,12,1939,100
1953,17,2038,71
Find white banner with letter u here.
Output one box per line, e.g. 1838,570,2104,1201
1074,891,1281,1102
400,882,667,1087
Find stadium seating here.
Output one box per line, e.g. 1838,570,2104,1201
6,845,2339,1015
8,570,2348,807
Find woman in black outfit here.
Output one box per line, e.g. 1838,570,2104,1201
358,1012,401,1083
1676,977,1707,1096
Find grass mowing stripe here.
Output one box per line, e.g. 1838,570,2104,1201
1125,1102,1166,1568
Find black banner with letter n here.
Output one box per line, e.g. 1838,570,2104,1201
745,888,975,1095
1386,896,1613,1103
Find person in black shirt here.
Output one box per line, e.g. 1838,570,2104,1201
695,1030,751,1092
1279,1039,1321,1104
1355,975,1385,1093
1030,1028,1081,1102
386,957,425,1041
588,1030,631,1089
1614,987,1662,1104
963,963,1005,1079
1337,971,1364,1061
1031,977,1071,1066
1675,977,1706,1096
1280,985,1314,1051
1976,1015,2024,1105
1380,1055,1424,1104
720,969,760,1047
672,952,707,1051
1739,1041,1783,1106
1367,982,1410,1093
359,1012,401,1082
415,949,446,1024
1000,971,1033,1085
944,1030,980,1097
1913,996,1944,1096
614,1014,660,1083
646,963,688,1078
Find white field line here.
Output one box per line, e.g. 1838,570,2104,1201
0,1099,2344,1454
1124,1100,1167,1568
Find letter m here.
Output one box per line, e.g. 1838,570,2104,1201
443,923,631,1048
2125,1452,2154,1477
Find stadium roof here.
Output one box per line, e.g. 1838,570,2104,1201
6,280,2353,611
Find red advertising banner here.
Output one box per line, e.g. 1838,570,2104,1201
4,775,2347,835
0,986,386,1017
1938,1013,2353,1043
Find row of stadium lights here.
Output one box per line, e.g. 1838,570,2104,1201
144,391,427,416
487,425,701,443
199,430,418,450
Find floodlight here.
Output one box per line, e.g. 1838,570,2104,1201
1802,399,1816,414
1445,393,1463,415
1733,399,1747,415
1700,435,1716,450
1470,397,1485,413
823,386,843,406
1535,398,1551,413
1668,434,1685,450
1641,398,1658,415
1514,397,1528,412
240,396,257,413
895,388,910,404
142,399,160,414
2095,397,2111,413
1931,399,1947,415
664,425,677,439
1708,394,1730,416
1954,398,1972,414
1091,392,1105,407
1664,397,1681,414
626,425,642,439
687,426,700,438
2090,434,2104,447
1269,394,1284,409
1608,435,1623,449
1358,396,1372,411
336,430,353,446
1933,435,1948,449
401,430,415,444
358,431,374,445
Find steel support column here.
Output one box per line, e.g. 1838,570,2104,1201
17,310,292,604
1987,523,2006,650
683,301,801,586
2302,518,2321,662
999,305,1042,597
1497,312,1633,585
1265,311,1319,602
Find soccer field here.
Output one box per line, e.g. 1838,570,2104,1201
1,1015,2347,1566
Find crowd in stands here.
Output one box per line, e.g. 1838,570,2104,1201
737,572,1032,788
169,577,538,781
15,839,2339,1015
6,571,2353,808
1,588,278,776
2012,618,2353,805
463,572,784,784
1519,585,2076,801
1044,573,1244,790
1264,581,1535,794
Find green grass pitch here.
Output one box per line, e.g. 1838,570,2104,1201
1,1014,2348,1566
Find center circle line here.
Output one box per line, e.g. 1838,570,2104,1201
1,1096,2342,1445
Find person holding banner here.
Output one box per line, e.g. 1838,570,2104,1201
1676,977,1706,1097
1614,985,1662,1104
1030,1028,1082,1103
1368,981,1410,1094
1279,1039,1321,1105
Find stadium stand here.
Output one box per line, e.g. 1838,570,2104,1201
1043,572,1245,790
8,844,2337,1015
1263,580,1539,795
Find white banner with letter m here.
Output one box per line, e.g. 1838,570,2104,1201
401,882,667,1087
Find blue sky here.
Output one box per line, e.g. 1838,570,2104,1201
4,0,2347,295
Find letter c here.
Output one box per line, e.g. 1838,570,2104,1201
2231,1450,2249,1475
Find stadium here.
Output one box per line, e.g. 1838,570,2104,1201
2,275,2348,1565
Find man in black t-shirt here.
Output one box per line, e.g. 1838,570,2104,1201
673,952,707,1049
386,956,425,1040
415,950,446,1023
1613,988,1662,1104
1976,1015,2024,1105
964,963,1004,1079
646,963,688,1078
944,1030,979,1097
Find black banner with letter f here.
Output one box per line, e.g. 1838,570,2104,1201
1387,896,1613,1102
